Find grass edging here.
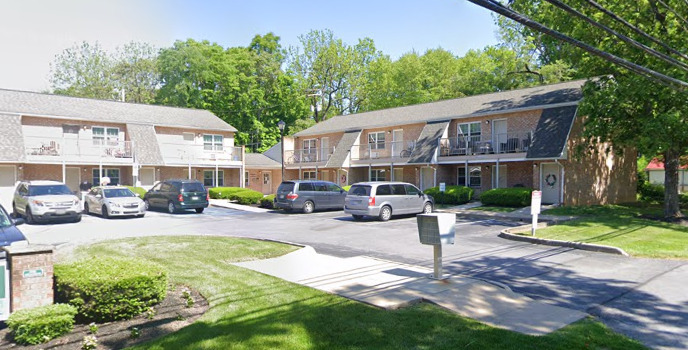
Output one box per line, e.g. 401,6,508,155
499,225,629,256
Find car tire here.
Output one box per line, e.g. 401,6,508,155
378,205,392,222
25,207,35,224
195,208,204,214
102,205,109,219
168,201,177,214
12,202,20,218
423,202,433,214
352,214,364,221
144,199,150,210
84,202,90,215
303,200,314,214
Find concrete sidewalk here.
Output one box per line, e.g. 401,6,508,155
234,246,587,336
437,202,577,222
209,199,271,213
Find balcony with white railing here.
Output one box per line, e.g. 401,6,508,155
438,132,533,157
24,136,134,164
284,147,335,165
158,142,243,166
351,141,416,162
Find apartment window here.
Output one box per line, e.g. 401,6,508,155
458,122,481,140
92,168,120,186
203,134,224,151
370,169,386,181
458,167,467,186
62,124,80,135
93,127,119,146
302,171,316,180
183,132,195,142
204,170,224,187
303,139,316,151
244,171,249,187
368,132,385,150
469,166,481,188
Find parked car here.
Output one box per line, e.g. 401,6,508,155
84,186,146,218
344,182,434,221
143,179,209,214
0,204,28,248
274,180,347,213
12,180,81,224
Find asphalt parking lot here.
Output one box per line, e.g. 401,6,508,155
16,205,688,350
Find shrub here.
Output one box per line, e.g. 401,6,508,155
125,186,147,198
638,181,665,202
230,189,264,205
260,194,276,208
208,187,246,199
424,186,473,205
55,257,168,323
7,303,78,345
480,187,533,207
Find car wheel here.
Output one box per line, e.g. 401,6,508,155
352,214,364,221
25,207,34,224
12,202,20,218
379,205,392,222
195,208,204,214
144,199,150,210
423,202,433,214
84,202,90,215
303,200,314,214
102,205,109,219
168,201,177,214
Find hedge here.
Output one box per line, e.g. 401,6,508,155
55,257,168,323
424,186,473,205
480,187,533,207
208,187,247,199
208,187,264,205
7,303,78,345
260,194,276,208
126,186,147,198
637,181,688,207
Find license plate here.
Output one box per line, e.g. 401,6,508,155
55,210,66,215
279,195,284,199
192,196,199,200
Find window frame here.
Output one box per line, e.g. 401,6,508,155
457,122,481,140
92,126,120,146
302,171,317,180
92,168,120,186
203,170,224,187
469,166,481,188
368,132,386,150
203,134,224,151
370,169,386,181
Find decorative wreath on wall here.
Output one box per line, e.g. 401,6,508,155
545,173,557,188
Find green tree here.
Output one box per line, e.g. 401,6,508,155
502,0,688,217
111,42,159,103
50,41,116,99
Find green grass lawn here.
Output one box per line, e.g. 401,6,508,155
539,205,688,259
71,236,646,349
469,205,520,213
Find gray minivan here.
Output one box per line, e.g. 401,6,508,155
274,180,347,213
344,182,434,221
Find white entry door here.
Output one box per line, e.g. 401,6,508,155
140,168,156,188
321,137,329,161
541,163,561,204
262,172,272,194
492,119,507,153
492,165,507,188
420,167,435,190
393,129,404,157
65,167,80,193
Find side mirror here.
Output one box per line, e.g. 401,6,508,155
418,193,423,197
95,194,102,199
13,218,25,226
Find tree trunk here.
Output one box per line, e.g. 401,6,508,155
663,149,683,218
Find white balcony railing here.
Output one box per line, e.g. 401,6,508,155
351,141,416,161
24,136,133,163
159,142,243,165
284,147,335,164
438,131,533,157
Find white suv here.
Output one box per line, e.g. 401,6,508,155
12,180,82,224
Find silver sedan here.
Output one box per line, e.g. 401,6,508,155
83,186,146,218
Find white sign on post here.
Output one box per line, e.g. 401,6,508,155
439,182,446,192
531,191,542,236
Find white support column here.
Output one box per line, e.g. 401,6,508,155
390,163,394,181
465,160,468,187
214,157,219,188
62,160,66,183
369,164,372,181
496,158,500,188
315,165,318,180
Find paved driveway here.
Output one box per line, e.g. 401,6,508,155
19,207,688,350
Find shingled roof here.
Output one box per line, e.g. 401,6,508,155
295,79,585,137
0,89,236,131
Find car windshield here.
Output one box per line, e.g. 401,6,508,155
103,188,135,198
181,182,205,192
0,208,11,228
28,185,72,196
348,185,372,196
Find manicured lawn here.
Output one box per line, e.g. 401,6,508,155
73,236,647,349
540,205,688,259
469,205,520,213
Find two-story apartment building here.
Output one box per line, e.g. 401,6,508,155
281,79,636,206
0,89,243,207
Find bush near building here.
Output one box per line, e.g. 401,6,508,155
55,257,167,323
480,188,533,207
424,186,473,205
260,194,276,208
7,303,78,345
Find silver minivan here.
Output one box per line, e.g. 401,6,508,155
344,182,434,221
274,180,347,213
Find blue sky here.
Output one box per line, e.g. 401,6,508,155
0,0,499,92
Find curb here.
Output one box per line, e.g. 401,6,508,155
499,226,629,256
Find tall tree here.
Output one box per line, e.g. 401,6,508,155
50,41,116,99
500,0,688,217
111,42,159,103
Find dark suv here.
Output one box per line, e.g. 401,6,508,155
143,179,209,214
274,180,346,213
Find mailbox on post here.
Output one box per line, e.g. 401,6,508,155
417,213,455,280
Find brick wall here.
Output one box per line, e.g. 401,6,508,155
246,169,281,194
447,110,541,139
561,117,637,205
4,246,55,312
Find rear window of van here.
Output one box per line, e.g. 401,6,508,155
348,185,371,196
